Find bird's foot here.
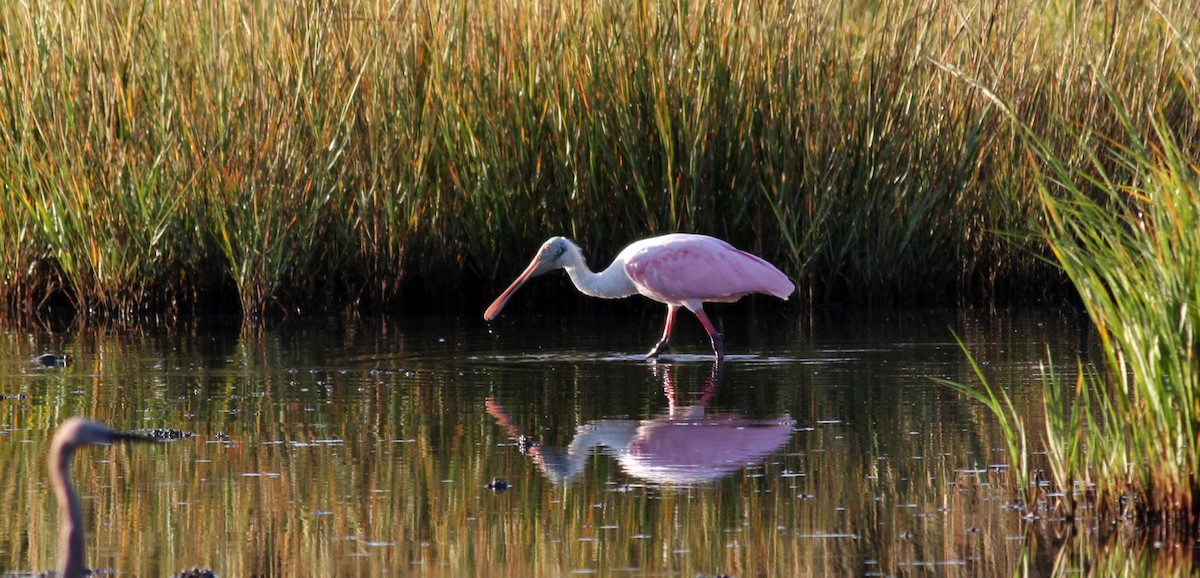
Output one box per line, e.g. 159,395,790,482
645,339,671,358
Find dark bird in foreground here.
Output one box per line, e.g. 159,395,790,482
49,418,155,578
47,418,219,578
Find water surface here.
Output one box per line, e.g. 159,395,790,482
0,308,1181,576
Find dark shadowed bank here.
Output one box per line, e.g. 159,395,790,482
0,0,1195,324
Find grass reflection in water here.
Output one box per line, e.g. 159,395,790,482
0,311,1187,576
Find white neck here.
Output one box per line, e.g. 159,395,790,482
561,250,637,299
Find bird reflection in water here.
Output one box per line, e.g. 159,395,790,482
487,361,795,485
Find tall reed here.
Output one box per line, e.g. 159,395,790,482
0,0,1196,321
946,66,1200,530
1038,107,1200,527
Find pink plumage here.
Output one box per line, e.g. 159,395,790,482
621,234,794,306
484,233,794,359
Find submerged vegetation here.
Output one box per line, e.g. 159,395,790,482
0,0,1195,321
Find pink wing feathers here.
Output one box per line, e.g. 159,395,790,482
622,234,794,306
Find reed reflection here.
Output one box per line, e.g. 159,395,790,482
487,360,795,485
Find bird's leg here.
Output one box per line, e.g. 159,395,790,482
690,306,725,361
645,305,678,358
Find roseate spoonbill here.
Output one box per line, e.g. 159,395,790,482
483,233,794,359
49,418,154,578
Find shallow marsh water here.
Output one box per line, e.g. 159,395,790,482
0,308,1189,576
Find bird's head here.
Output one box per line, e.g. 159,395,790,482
483,236,583,320
532,237,581,272
51,417,155,455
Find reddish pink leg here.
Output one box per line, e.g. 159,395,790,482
690,306,725,361
646,305,678,358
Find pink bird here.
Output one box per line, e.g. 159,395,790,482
483,233,795,359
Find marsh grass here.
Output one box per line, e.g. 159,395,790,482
0,0,1196,321
945,73,1200,532
934,332,1036,505
1035,107,1200,528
